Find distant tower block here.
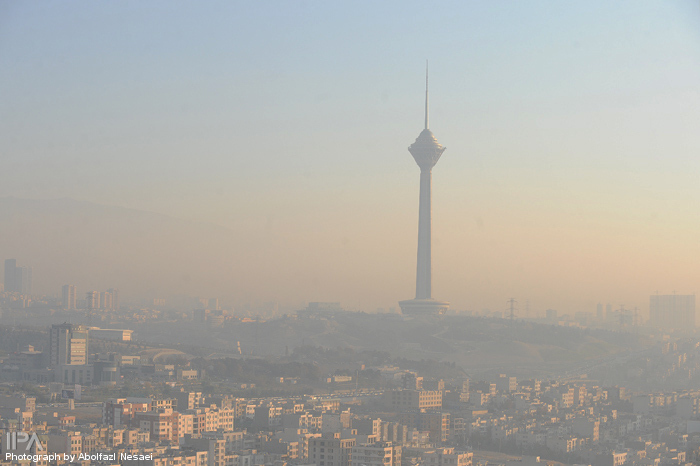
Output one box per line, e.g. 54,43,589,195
399,62,449,316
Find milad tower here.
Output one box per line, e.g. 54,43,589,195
399,63,450,316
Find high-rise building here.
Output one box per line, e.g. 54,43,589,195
100,291,112,310
3,259,32,294
399,64,449,316
49,323,89,366
4,259,16,293
83,289,119,310
16,266,32,294
649,294,695,330
108,288,120,310
62,285,77,310
86,291,100,310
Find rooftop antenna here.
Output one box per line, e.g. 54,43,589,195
425,60,429,130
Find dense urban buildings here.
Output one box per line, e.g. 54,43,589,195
3,336,700,466
2,289,700,466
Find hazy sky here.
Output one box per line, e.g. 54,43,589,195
2,1,700,314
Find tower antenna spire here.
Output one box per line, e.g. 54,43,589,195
425,60,429,129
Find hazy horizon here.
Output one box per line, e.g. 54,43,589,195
2,2,700,315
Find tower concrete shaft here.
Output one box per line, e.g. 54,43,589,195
416,169,432,299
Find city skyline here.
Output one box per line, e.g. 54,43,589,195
2,2,700,312
4,4,700,466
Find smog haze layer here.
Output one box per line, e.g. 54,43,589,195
2,1,700,314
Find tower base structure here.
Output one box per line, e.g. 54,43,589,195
399,298,449,316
